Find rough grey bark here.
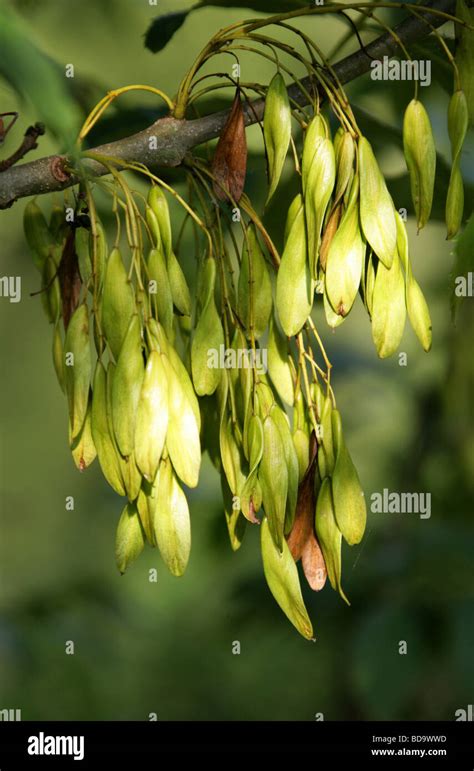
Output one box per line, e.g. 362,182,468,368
0,0,455,209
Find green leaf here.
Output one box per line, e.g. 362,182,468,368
0,5,81,145
144,11,190,54
260,516,314,640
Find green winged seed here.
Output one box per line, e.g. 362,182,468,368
403,99,436,231
152,321,201,430
148,185,172,258
75,227,92,285
315,478,349,605
317,395,335,480
219,413,246,497
153,458,191,577
371,248,406,358
261,516,314,639
331,410,366,545
145,205,162,250
446,91,468,239
446,167,464,241
64,303,91,441
323,282,345,329
325,176,365,318
396,212,432,352
136,486,155,546
23,200,56,270
134,351,169,481
305,137,336,277
271,404,299,534
238,225,272,340
112,315,145,457
115,502,145,574
70,400,97,471
167,251,191,317
91,362,126,496
284,193,303,243
358,136,397,269
41,256,60,323
162,353,201,488
259,414,288,551
102,247,135,361
276,201,313,337
89,221,107,290
222,472,247,551
302,113,328,192
52,321,65,393
148,247,174,339
192,258,224,396
334,131,355,206
267,314,294,406
264,72,292,204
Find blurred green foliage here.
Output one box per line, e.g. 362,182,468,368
0,0,472,721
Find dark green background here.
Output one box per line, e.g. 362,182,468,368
0,0,473,720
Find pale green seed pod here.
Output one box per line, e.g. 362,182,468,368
270,404,299,535
191,258,224,396
238,225,272,340
403,99,436,231
64,303,92,441
315,478,349,605
267,314,294,407
70,399,97,471
446,90,468,239
107,362,142,501
332,126,345,160
88,220,107,290
305,137,336,277
264,72,292,204
334,131,356,206
358,136,397,268
52,321,65,393
112,315,145,457
145,205,162,250
323,281,345,329
363,250,376,318
221,472,247,551
148,185,172,258
371,248,406,358
293,389,310,482
162,351,201,488
325,175,365,318
134,351,169,481
276,200,313,336
91,362,126,497
147,246,174,339
317,394,335,480
41,256,60,323
167,251,191,317
101,247,135,361
152,320,201,430
395,213,432,352
75,227,92,285
259,413,288,552
219,412,246,497
153,457,191,577
136,485,156,547
455,0,474,126
284,193,303,243
331,409,366,545
301,113,328,192
115,501,145,574
23,200,56,270
260,516,314,640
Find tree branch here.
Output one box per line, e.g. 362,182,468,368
0,0,455,209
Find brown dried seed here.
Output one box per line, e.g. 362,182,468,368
212,88,247,203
